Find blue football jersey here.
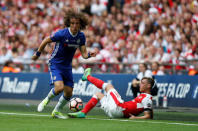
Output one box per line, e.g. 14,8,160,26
49,28,86,69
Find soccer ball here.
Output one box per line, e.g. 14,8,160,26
69,97,83,112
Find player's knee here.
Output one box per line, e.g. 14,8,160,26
102,83,112,89
94,92,104,100
54,89,63,95
54,83,64,94
63,86,73,97
64,90,73,98
104,83,114,92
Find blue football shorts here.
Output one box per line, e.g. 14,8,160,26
48,63,74,88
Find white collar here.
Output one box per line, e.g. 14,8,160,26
68,27,78,37
141,93,152,97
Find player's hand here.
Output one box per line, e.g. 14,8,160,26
129,114,136,120
132,80,139,87
89,51,97,57
32,54,39,61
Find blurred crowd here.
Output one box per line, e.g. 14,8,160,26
0,0,198,75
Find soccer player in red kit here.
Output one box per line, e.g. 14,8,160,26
68,68,154,119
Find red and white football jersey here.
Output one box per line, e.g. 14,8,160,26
118,93,153,118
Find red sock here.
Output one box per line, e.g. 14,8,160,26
81,97,98,114
87,75,104,89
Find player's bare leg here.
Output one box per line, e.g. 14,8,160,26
103,84,114,93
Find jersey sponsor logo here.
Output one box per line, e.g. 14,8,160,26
65,39,69,42
67,44,79,48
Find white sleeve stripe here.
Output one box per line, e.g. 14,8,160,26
49,42,60,61
142,96,152,109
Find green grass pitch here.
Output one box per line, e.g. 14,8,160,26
0,104,198,131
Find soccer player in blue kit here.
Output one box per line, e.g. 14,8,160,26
32,9,96,119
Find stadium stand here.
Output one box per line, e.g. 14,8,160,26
0,0,198,74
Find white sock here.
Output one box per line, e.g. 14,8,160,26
46,88,56,100
54,95,70,112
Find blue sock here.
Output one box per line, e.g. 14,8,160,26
63,95,71,101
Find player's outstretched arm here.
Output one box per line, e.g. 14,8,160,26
79,45,96,59
132,79,140,86
32,36,52,61
129,111,152,120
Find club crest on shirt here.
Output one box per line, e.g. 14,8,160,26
147,103,152,108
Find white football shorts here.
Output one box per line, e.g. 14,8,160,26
100,89,124,118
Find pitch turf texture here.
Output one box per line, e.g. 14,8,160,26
0,104,198,131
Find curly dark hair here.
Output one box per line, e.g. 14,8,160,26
64,9,89,30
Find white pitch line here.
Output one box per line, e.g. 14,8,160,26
0,112,50,117
0,112,198,127
88,118,198,126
